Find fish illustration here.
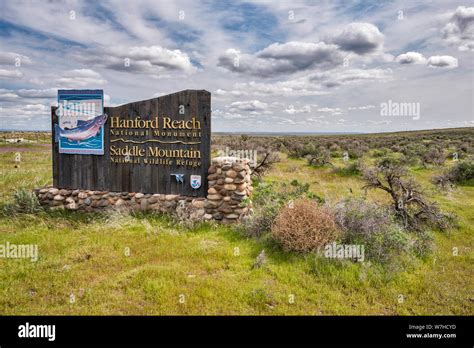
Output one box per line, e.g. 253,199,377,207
55,114,108,143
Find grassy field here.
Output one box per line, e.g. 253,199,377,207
0,132,473,315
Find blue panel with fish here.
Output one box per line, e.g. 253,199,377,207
56,90,106,155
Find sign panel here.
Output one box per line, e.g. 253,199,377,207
52,89,211,196
56,90,105,155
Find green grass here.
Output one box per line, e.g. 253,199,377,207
0,142,473,315
0,149,51,204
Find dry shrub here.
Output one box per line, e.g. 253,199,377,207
271,199,340,253
432,160,474,189
239,180,321,238
363,158,453,231
334,198,414,263
422,147,445,166
173,200,202,228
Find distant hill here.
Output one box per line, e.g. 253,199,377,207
1,126,473,137
212,127,473,137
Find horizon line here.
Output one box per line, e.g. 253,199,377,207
1,125,473,136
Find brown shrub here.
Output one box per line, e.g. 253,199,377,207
422,147,445,166
271,199,340,253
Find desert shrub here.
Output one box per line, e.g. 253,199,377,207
342,140,368,159
399,153,419,166
411,230,435,258
459,142,471,153
333,198,414,263
251,151,280,178
399,144,422,162
271,198,340,253
432,160,474,188
4,188,41,214
286,142,304,158
431,172,454,190
363,158,453,231
305,147,332,167
329,143,342,158
240,209,275,238
345,147,364,159
252,180,316,209
449,160,474,184
292,142,320,158
241,180,323,238
172,200,204,229
333,160,363,177
390,145,402,153
302,142,316,155
211,130,473,162
422,147,445,166
372,148,390,157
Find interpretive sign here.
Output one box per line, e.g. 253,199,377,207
52,90,211,196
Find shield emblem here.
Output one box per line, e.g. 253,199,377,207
190,175,201,189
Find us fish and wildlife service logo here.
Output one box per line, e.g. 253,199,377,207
190,175,201,189
171,173,185,184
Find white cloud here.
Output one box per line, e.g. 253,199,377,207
228,100,269,113
213,108,250,120
317,107,342,114
217,41,344,77
310,68,393,88
333,23,384,54
215,68,392,98
285,105,312,114
427,55,459,68
0,69,23,79
348,105,376,110
258,41,344,70
395,52,459,69
0,52,32,66
0,89,20,101
368,120,392,125
55,69,107,87
396,52,428,65
442,6,474,51
0,103,50,123
76,46,197,76
215,78,325,97
20,103,49,113
16,88,57,98
0,88,58,106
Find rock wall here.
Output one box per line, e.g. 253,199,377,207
34,156,252,223
205,157,253,223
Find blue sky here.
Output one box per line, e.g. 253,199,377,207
0,0,473,132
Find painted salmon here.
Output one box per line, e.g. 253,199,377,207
55,114,108,143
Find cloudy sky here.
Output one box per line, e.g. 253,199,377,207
0,0,473,132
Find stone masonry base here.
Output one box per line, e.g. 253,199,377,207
33,157,252,224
